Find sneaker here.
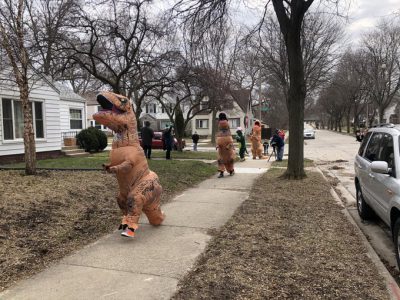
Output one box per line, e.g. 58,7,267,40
229,170,235,176
121,227,135,238
217,172,224,178
240,158,245,162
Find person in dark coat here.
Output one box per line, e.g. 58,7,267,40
192,131,200,151
270,129,284,161
141,121,154,159
162,125,174,159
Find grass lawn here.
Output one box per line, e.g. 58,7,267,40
1,150,219,169
0,157,216,291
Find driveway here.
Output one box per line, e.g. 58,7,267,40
305,129,398,274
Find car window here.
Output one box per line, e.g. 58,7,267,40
358,131,372,156
378,133,395,176
363,132,383,161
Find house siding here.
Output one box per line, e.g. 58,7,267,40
0,81,62,157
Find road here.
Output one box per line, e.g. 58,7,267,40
304,129,398,274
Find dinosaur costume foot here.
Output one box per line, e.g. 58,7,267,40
218,172,224,178
121,227,135,238
229,170,235,176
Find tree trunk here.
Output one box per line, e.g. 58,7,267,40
378,107,384,124
210,108,217,145
283,29,306,179
21,78,36,175
346,114,351,133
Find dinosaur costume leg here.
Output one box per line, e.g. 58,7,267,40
123,173,164,232
217,156,226,173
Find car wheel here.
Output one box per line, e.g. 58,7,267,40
356,185,374,220
393,218,400,269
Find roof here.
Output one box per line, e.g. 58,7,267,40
53,82,86,102
230,89,250,112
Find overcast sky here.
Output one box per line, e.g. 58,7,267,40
154,0,399,46
346,0,399,44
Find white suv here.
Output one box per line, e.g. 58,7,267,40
354,124,400,267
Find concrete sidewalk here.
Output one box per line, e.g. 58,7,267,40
0,158,269,300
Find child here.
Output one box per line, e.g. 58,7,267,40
236,127,247,162
263,139,269,155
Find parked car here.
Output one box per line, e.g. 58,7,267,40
354,124,400,267
139,131,185,150
304,126,316,139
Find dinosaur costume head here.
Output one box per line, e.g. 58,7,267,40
93,92,138,147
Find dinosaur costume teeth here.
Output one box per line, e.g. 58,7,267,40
93,92,165,237
250,120,264,159
216,113,235,176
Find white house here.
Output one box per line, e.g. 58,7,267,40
0,73,87,163
191,89,251,137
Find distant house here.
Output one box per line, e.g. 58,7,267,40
0,73,87,164
381,96,400,124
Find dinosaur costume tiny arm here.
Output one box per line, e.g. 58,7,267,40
104,160,134,174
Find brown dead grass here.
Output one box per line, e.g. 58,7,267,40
173,169,389,300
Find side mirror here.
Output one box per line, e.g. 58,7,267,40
370,161,391,175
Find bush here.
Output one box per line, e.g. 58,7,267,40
76,127,108,152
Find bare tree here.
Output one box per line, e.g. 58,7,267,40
362,19,400,123
173,0,346,178
0,0,36,175
26,0,80,78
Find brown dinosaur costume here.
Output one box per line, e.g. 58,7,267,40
216,112,236,178
93,92,164,238
250,120,264,159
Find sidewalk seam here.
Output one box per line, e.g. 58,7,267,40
61,262,180,280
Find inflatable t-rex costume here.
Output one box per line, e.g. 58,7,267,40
250,120,264,159
93,92,164,238
216,113,236,178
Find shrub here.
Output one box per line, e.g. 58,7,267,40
76,127,108,152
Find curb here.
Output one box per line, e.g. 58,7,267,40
316,167,400,300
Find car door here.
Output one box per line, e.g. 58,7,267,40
368,133,397,224
359,132,385,217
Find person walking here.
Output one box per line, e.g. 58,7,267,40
162,125,174,160
192,131,200,151
235,127,247,161
141,121,154,159
270,129,284,161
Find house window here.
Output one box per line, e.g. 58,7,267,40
146,103,157,114
229,118,240,129
390,114,398,124
2,99,44,140
33,102,44,138
70,109,82,129
196,119,209,129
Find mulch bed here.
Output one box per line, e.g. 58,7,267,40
173,168,389,300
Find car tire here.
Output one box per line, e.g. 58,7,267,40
356,185,374,220
393,218,400,269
